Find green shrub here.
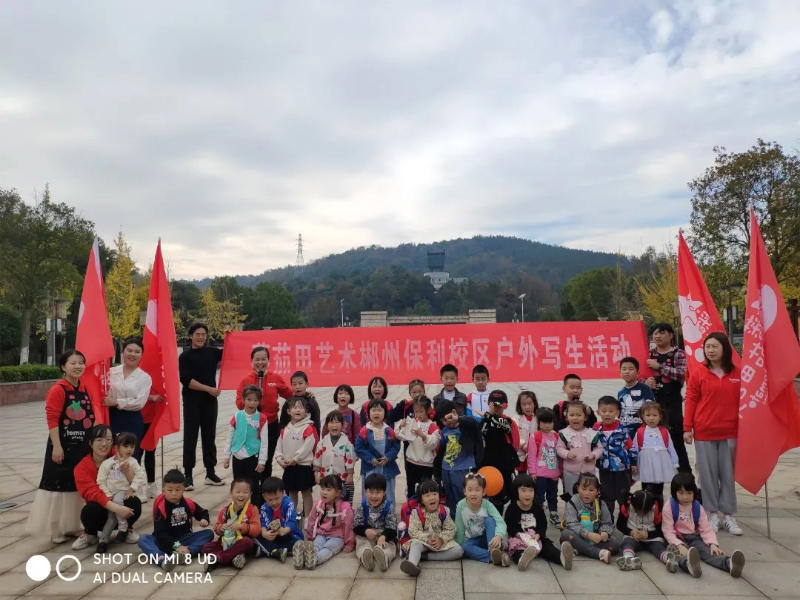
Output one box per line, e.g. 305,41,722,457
0,365,62,383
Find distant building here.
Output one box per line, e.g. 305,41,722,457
423,248,468,291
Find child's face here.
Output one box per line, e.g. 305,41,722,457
163,482,184,504
562,378,582,400
336,389,351,407
327,419,343,437
291,377,307,396
413,404,429,421
230,482,251,506
676,487,694,505
472,372,488,391
517,485,535,506
643,407,661,428
464,477,486,505
577,481,599,505
320,485,339,504
369,406,385,425
441,371,457,390
520,396,535,416
366,487,386,507
620,362,639,384
598,403,619,425
488,402,506,416
539,420,554,434
421,491,440,512
251,350,269,372
370,380,385,399
409,384,424,400
290,401,307,421
244,394,260,413
116,444,135,461
263,490,283,511
567,406,586,429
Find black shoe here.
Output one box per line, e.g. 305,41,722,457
205,473,224,486
97,541,109,553
185,475,194,491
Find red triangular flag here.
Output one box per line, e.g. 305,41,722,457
735,210,800,494
677,231,739,372
140,241,181,452
75,238,114,425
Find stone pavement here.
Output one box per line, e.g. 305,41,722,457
1,379,799,600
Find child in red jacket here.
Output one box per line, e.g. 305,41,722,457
202,479,261,570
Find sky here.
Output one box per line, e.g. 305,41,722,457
2,1,800,280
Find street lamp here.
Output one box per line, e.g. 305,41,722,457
519,294,526,322
671,301,680,328
139,310,147,327
720,282,743,340
46,297,69,365
339,299,344,327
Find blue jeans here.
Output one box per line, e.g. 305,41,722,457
138,530,214,562
461,518,497,563
442,468,469,516
535,476,559,513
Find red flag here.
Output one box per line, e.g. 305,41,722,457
735,210,800,494
140,240,181,452
75,238,114,425
677,231,739,371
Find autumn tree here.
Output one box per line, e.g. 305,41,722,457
637,254,679,328
105,232,140,348
199,287,246,339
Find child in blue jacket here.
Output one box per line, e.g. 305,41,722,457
355,398,401,505
255,477,304,562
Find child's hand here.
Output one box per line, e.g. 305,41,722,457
175,545,190,553
365,529,378,541
371,459,379,467
125,488,135,499
346,473,354,485
631,466,638,476
520,441,528,452
566,451,576,459
429,537,443,550
632,529,646,541
315,471,321,485
199,519,209,527
586,532,601,543
599,531,609,542
412,428,423,438
278,527,291,537
277,459,287,468
710,544,724,556
287,459,297,467
262,529,277,540
397,419,406,430
256,464,265,473
583,454,595,462
677,544,689,556
223,458,230,469
219,524,229,532
377,536,388,548
489,535,502,550
378,457,388,466
343,547,353,553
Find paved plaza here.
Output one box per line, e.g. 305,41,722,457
1,379,799,600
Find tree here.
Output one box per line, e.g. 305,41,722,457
105,232,140,347
199,287,245,339
246,282,303,330
689,140,800,284
562,268,617,321
0,186,94,363
636,254,679,328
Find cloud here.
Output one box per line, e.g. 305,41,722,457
1,0,799,279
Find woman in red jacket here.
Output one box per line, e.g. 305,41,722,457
235,346,293,480
683,332,743,537
71,425,143,550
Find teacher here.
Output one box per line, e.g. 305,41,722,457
105,337,152,461
236,346,293,479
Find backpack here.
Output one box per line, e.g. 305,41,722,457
669,498,700,539
398,496,447,557
154,494,197,523
361,497,393,526
560,497,601,532
635,425,670,448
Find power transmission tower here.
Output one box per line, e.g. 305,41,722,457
294,234,304,277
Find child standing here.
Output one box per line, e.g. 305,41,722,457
323,384,360,444
355,398,401,504
515,390,539,473
616,489,678,572
467,365,491,419
399,478,463,577
553,374,597,430
279,371,321,434
455,473,509,566
223,385,269,508
354,473,398,572
314,411,356,502
395,395,440,499
300,475,355,569
432,364,468,415
275,397,318,520
527,408,561,525
594,396,636,517
359,376,395,427
434,400,484,516
256,477,303,562
662,473,745,578
559,474,619,563
203,479,261,570
138,469,212,572
557,402,602,499
389,379,427,497
618,357,655,441
505,474,574,571
479,390,520,510
96,432,146,551
633,402,678,500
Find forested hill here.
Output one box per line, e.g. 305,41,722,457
194,236,625,289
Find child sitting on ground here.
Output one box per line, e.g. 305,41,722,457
560,473,619,564
299,475,355,569
138,469,212,572
97,432,146,551
616,489,677,572
203,478,261,571
399,479,463,577
314,410,356,502
455,472,509,567
354,473,398,572
662,473,745,579
255,477,304,563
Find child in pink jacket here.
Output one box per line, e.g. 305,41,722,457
527,408,561,524
662,473,744,579
556,402,602,498
297,475,355,570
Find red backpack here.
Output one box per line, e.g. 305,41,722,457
636,425,670,448
399,498,448,557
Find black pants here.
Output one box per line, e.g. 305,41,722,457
663,400,692,474
488,468,515,512
183,398,218,477
264,421,280,479
642,482,665,503
510,538,562,566
81,498,142,536
405,461,435,499
141,422,156,484
599,470,631,518
233,454,264,507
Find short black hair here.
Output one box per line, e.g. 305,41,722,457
58,349,86,369
230,477,251,492
251,346,270,360
368,376,388,399
188,322,208,336
597,395,621,409
291,371,308,383
261,477,284,495
242,385,263,401
366,398,388,418
163,469,186,485
285,396,307,411
319,474,342,490
325,409,344,426
412,395,432,411
650,322,675,337
536,407,555,424
574,473,600,493
114,431,138,447
334,384,355,404
472,364,489,378
514,473,535,491
629,489,657,515
515,391,539,416
434,399,458,426
364,472,387,492
670,472,698,500
417,478,440,498
620,356,640,370
563,373,581,385
122,337,144,352
440,364,458,377
565,400,588,417
462,472,486,491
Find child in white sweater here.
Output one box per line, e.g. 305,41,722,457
97,432,146,551
394,395,440,498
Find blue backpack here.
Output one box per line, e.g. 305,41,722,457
362,498,393,526
669,498,700,539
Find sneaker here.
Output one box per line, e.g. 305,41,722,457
292,541,305,569
204,559,217,573
185,476,195,491
276,548,288,563
161,556,175,573
72,532,98,550
616,555,642,571
400,559,421,577
598,549,610,564
686,546,702,578
373,545,388,572
490,548,503,565
518,546,538,572
125,529,140,544
664,551,679,573
232,553,246,569
729,549,745,578
722,515,743,536
361,547,375,571
205,473,224,486
500,552,511,567
148,482,160,499
137,492,148,505
549,514,560,526
97,541,109,553
560,541,573,570
51,535,67,544
304,541,317,570
708,513,720,533
115,530,128,543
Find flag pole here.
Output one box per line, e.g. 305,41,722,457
765,479,772,539
160,437,164,483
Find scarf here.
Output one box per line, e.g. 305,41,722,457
222,501,250,549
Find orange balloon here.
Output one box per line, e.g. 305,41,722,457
477,466,504,497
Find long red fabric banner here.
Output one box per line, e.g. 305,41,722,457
218,321,651,388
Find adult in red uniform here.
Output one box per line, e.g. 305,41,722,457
235,346,293,479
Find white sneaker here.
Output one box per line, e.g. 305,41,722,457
72,532,98,550
708,513,720,533
149,482,160,499
722,515,743,536
125,529,140,543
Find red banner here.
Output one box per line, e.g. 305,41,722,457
218,321,651,389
